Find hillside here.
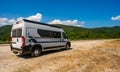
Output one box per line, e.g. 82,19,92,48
0,25,12,43
55,25,120,40
0,25,120,42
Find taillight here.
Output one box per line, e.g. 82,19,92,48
10,36,12,45
21,36,25,47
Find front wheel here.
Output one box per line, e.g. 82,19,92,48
31,47,41,57
65,43,70,50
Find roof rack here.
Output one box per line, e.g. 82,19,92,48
23,19,61,28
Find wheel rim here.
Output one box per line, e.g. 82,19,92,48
33,49,40,56
34,49,39,54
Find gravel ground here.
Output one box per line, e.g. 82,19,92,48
0,39,120,72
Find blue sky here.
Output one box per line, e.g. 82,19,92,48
0,0,120,28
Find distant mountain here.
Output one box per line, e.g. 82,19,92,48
0,25,12,41
53,24,120,40
0,24,120,42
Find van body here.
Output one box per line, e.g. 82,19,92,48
10,19,71,56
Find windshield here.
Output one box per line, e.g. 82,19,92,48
62,32,68,39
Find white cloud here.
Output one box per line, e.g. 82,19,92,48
0,18,8,25
63,20,78,25
0,13,42,26
111,15,120,20
48,19,63,24
26,13,42,21
17,13,42,22
0,18,16,25
48,19,85,27
0,13,85,27
17,17,24,21
8,19,16,24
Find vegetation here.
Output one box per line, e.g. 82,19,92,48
0,25,120,43
55,25,120,40
0,25,12,43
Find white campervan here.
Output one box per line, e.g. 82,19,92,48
10,19,71,57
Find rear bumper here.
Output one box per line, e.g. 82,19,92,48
10,45,32,54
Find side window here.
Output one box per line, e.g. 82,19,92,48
37,29,51,38
17,29,22,37
12,30,16,37
62,32,68,39
37,29,61,38
56,32,61,38
51,31,61,38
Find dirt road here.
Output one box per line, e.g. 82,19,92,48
0,40,120,72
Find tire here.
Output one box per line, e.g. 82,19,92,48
31,47,41,57
13,51,18,54
65,43,70,50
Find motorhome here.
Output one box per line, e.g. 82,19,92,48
10,19,71,57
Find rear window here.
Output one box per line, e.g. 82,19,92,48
12,28,22,37
12,30,16,37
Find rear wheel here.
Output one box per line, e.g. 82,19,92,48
13,51,18,54
65,43,70,50
31,47,41,57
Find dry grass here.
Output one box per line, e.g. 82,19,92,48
0,40,120,72
53,40,120,72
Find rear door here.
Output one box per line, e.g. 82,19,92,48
12,28,22,49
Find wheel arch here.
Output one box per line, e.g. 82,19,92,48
66,41,71,47
31,44,42,52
